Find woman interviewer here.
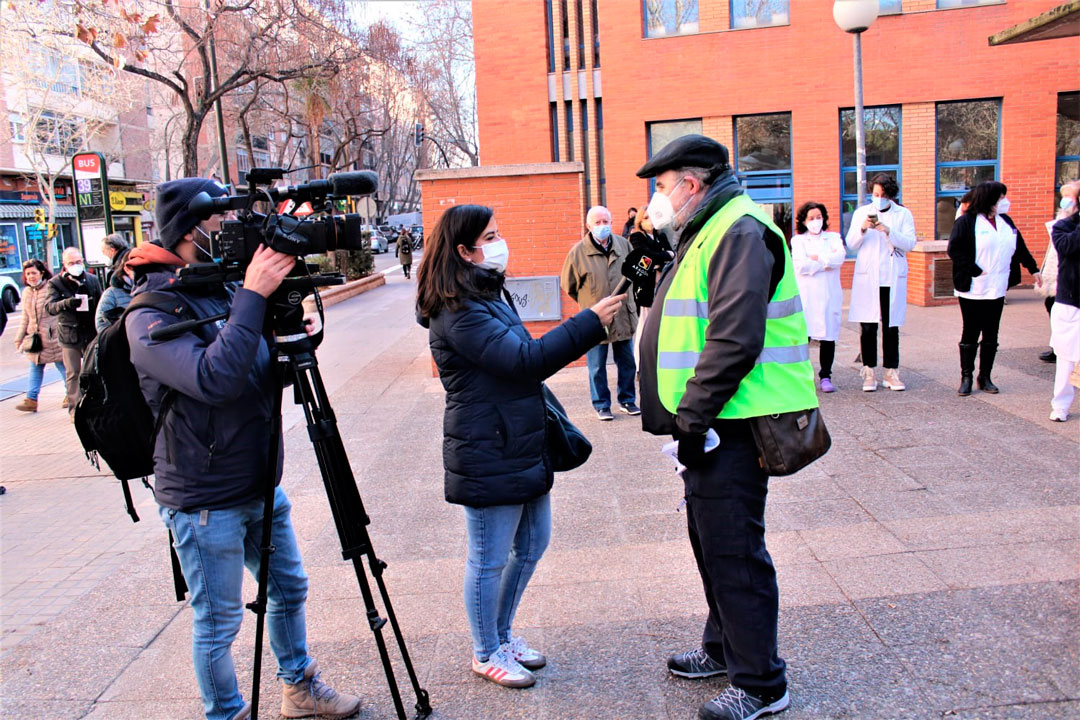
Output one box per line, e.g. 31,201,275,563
416,205,623,688
948,181,1040,395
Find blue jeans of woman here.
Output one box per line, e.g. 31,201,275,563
463,493,551,661
26,361,65,401
160,487,311,720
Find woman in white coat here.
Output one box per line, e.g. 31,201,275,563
792,201,845,393
846,173,918,392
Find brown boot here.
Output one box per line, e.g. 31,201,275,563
15,398,38,413
281,659,360,719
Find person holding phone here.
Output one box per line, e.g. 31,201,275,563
45,247,102,417
846,174,917,392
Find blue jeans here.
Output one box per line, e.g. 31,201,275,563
26,361,65,401
585,339,637,411
160,487,311,720
463,493,551,661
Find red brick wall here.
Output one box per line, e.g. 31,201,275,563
472,0,1075,305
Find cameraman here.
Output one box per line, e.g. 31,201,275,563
125,178,360,720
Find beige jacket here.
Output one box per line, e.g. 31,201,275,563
15,285,64,365
561,232,637,343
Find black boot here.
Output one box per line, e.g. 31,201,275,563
958,343,977,396
977,341,999,393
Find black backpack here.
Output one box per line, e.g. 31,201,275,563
74,291,192,521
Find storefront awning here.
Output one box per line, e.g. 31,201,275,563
0,204,78,220
989,1,1080,46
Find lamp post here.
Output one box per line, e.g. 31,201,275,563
833,0,879,208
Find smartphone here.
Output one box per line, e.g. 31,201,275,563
867,213,878,224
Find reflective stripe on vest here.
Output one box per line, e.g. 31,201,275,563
656,194,819,418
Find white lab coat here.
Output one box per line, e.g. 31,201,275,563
954,214,1016,301
846,202,918,327
791,231,845,341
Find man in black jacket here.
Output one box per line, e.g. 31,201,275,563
45,247,101,416
636,136,793,720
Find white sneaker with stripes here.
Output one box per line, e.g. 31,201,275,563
472,646,536,688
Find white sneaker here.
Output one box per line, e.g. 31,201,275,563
503,635,546,670
883,368,906,391
472,646,536,688
861,366,877,392
1049,408,1069,422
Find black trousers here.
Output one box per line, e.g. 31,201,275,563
860,286,899,369
818,340,835,379
958,296,1004,346
684,423,786,701
1045,296,1055,315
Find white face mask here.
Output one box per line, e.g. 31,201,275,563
805,219,824,235
66,263,84,277
477,238,509,273
995,197,1011,215
646,178,690,231
872,195,891,212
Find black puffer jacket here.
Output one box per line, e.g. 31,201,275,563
425,280,605,507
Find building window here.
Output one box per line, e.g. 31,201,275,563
580,100,591,203
840,105,901,238
545,0,556,73
236,147,251,185
596,99,606,205
879,0,902,14
1055,91,1080,210
0,223,20,272
255,149,272,168
565,102,575,162
730,0,788,30
935,99,1000,239
646,118,703,193
591,0,601,67
550,103,560,162
734,112,793,237
9,113,25,143
561,0,571,70
937,0,1002,8
644,0,699,38
32,111,84,156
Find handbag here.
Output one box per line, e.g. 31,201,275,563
20,332,42,353
748,407,831,476
542,384,592,472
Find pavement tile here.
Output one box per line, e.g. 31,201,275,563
776,562,849,608
948,700,1080,719
767,498,874,532
798,522,908,561
822,552,948,600
884,506,1080,551
915,540,1079,590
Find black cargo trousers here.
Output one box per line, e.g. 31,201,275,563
682,419,787,702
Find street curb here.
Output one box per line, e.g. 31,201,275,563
303,272,386,311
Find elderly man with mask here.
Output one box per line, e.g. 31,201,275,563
636,135,818,720
45,246,102,416
561,205,639,421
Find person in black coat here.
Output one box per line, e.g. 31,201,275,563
948,181,1040,396
44,246,102,415
1049,192,1080,421
417,204,624,689
626,208,674,307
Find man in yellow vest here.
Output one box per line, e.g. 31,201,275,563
637,135,816,720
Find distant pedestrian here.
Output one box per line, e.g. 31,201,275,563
45,247,101,417
100,233,129,285
417,204,623,689
12,259,65,413
948,181,1040,396
561,205,640,421
95,250,134,334
396,227,414,278
621,206,638,238
846,173,917,392
791,202,845,393
1049,185,1080,422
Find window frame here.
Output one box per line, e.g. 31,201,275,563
1055,91,1080,211
642,0,701,38
936,0,1005,9
839,105,902,240
733,111,793,236
0,222,22,273
729,0,790,31
934,98,1002,240
645,117,704,194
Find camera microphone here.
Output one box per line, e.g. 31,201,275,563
327,171,378,197
610,248,658,297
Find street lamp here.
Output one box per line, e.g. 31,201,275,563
834,0,879,208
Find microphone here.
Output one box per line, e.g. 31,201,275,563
610,248,659,297
327,171,378,197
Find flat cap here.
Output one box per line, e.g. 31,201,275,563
636,134,730,180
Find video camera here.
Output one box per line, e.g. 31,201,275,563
187,167,377,278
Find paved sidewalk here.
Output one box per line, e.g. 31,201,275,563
0,278,1077,719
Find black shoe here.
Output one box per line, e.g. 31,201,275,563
977,376,999,394
619,402,641,416
667,647,727,679
596,408,614,421
1040,349,1056,363
958,374,973,397
699,687,790,720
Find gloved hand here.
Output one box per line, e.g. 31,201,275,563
65,297,81,310
675,428,709,471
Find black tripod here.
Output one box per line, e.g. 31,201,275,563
244,276,432,719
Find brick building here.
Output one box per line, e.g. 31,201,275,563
471,0,1080,305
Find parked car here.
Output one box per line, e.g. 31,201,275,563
363,226,389,254
410,224,424,248
377,224,394,238
1,275,20,312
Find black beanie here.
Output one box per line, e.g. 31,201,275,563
154,178,228,251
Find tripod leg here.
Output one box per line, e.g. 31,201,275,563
291,355,432,719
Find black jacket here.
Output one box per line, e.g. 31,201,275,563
425,278,605,507
639,172,784,437
1052,212,1080,309
44,271,102,348
948,213,1038,293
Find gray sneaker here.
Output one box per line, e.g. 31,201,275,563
596,408,614,421
667,647,727,679
699,687,789,720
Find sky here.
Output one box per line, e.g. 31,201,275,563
347,0,427,39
